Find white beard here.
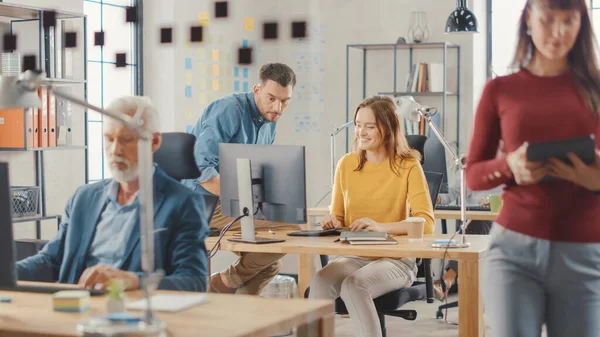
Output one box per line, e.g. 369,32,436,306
108,156,139,183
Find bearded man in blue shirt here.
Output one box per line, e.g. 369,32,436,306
183,63,299,295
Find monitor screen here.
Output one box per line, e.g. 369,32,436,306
219,144,307,224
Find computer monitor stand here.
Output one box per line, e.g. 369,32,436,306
226,158,285,244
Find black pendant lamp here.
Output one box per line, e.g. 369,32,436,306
446,0,478,33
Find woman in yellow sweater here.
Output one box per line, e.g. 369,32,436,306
309,95,435,337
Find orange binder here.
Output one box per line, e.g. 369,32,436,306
32,106,39,148
37,88,48,147
0,108,34,149
48,90,57,147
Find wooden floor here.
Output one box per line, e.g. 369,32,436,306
286,294,548,337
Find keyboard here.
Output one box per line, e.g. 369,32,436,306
10,284,106,296
287,228,343,237
435,205,491,212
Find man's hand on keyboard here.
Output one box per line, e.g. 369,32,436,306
78,264,141,291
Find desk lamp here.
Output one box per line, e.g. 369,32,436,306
0,70,165,336
396,95,472,248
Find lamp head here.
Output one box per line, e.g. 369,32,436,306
445,0,478,33
395,96,422,122
0,70,47,109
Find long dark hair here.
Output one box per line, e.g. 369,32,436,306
352,95,420,176
512,0,600,118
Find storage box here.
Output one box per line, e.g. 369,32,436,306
10,186,40,218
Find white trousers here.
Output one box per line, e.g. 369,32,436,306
309,256,417,337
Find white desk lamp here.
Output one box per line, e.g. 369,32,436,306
0,70,166,336
396,95,471,248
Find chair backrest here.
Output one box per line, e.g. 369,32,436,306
424,171,444,206
153,132,201,181
202,193,219,224
405,135,427,165
421,135,449,193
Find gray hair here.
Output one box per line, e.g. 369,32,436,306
104,96,160,133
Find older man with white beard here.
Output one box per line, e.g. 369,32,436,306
16,96,210,292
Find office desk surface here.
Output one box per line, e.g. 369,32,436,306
206,231,489,261
207,231,489,337
308,207,499,221
0,284,334,337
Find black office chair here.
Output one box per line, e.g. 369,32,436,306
405,135,427,165
153,132,201,181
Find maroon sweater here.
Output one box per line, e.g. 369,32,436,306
466,68,600,242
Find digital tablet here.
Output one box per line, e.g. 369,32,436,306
526,134,596,165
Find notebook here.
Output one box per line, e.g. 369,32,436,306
126,293,208,312
340,231,389,241
347,237,398,245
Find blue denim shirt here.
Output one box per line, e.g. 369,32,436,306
183,92,276,194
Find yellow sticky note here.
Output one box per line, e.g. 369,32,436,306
184,72,192,85
199,66,206,75
199,79,206,91
212,64,220,77
199,93,208,105
243,18,254,32
198,12,210,27
212,79,220,91
225,80,233,92
199,48,207,60
212,49,219,61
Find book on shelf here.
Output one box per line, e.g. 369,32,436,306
406,62,444,93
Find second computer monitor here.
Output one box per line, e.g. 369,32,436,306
219,143,307,243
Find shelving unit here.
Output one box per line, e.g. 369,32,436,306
345,42,460,151
0,3,87,239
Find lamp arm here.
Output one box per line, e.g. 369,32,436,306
420,111,471,247
46,86,153,140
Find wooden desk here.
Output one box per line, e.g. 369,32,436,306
206,231,488,337
0,286,334,337
308,207,498,221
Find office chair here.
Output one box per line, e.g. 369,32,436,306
153,132,201,181
405,135,427,165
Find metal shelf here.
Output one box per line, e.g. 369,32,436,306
348,42,459,51
46,78,87,85
0,146,87,152
0,2,84,20
379,91,459,97
12,214,60,224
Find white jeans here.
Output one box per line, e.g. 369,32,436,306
309,256,417,337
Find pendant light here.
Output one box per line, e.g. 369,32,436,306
446,0,479,33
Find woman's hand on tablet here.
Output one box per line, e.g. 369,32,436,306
547,149,600,192
321,213,342,229
506,143,547,185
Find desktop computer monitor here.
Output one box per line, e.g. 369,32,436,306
0,162,18,288
219,144,307,244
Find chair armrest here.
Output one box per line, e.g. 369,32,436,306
422,258,434,304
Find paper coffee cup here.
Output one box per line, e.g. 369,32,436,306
405,217,425,242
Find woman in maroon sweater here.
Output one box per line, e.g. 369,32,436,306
467,0,600,336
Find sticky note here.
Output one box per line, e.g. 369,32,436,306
212,79,219,91
234,81,240,92
212,64,220,76
243,68,248,78
199,92,208,104
242,39,248,48
224,80,233,92
234,67,239,77
184,72,192,85
185,58,192,69
243,18,254,32
198,12,210,27
186,125,193,133
199,48,207,60
199,66,206,75
225,67,232,76
185,86,192,97
243,82,249,92
185,109,192,120
212,49,219,61
199,80,207,91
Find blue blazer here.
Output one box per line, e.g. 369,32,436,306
16,166,209,292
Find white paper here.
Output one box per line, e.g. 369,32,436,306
126,294,208,312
